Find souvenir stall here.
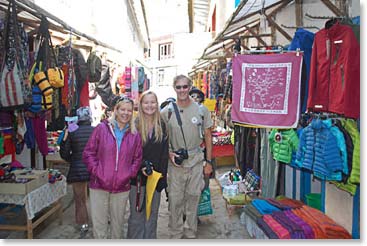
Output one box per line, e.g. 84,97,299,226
190,0,360,239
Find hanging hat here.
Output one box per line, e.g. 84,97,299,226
189,87,204,102
76,106,92,122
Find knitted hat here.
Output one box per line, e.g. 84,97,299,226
76,106,92,122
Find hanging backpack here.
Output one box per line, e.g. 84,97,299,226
0,0,27,110
87,51,102,82
28,85,42,113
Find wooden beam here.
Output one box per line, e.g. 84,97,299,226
213,33,271,45
295,0,303,26
244,24,268,46
336,0,348,17
188,0,194,33
321,0,343,16
265,14,292,41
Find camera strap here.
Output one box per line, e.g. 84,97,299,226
172,102,188,149
135,174,144,212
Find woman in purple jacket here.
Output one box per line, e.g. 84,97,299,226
83,96,142,239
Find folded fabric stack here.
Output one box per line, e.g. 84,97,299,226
244,197,351,239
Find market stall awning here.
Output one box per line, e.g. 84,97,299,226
191,0,294,73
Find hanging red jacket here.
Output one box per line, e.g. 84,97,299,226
307,22,360,119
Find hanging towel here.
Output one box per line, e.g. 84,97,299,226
232,53,303,128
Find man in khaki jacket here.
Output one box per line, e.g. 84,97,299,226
161,75,213,239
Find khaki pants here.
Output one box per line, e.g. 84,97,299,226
89,188,129,239
72,182,89,225
167,155,205,239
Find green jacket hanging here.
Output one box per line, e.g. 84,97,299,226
269,129,299,164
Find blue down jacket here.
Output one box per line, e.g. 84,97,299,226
296,119,347,181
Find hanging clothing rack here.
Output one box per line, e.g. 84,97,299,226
250,45,284,49
281,24,320,30
242,49,303,56
305,13,349,20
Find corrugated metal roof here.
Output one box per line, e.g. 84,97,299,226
193,0,210,32
233,0,280,22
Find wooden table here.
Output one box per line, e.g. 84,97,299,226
45,152,68,169
0,176,67,239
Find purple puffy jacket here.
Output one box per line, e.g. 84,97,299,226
82,120,142,193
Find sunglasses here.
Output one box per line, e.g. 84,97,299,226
115,96,133,105
175,85,189,90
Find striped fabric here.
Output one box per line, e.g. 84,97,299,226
263,214,291,239
292,208,325,238
284,210,315,239
301,205,352,239
256,217,279,239
252,199,281,215
271,211,306,239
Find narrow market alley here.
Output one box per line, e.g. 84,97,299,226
0,0,360,241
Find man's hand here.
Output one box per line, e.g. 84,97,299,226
169,151,182,167
203,162,213,177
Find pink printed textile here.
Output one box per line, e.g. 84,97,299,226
232,53,303,128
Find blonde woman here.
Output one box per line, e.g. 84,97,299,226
83,96,142,239
127,91,168,239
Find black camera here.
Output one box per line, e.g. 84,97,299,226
144,160,153,176
174,149,188,165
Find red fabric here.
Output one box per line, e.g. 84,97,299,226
79,78,90,107
61,64,69,107
292,208,325,239
307,22,360,118
263,214,291,239
212,144,234,158
0,134,16,161
276,197,305,208
301,205,352,239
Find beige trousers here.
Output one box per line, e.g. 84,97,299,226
167,154,205,239
89,188,129,239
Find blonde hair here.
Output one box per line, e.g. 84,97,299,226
110,99,137,134
137,91,163,145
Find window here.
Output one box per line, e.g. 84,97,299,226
158,69,165,84
159,42,173,60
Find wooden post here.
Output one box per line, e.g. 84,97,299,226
336,0,348,17
31,148,35,169
26,218,33,239
244,24,268,47
295,0,303,26
271,19,276,46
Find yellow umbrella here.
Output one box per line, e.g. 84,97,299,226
146,170,162,220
